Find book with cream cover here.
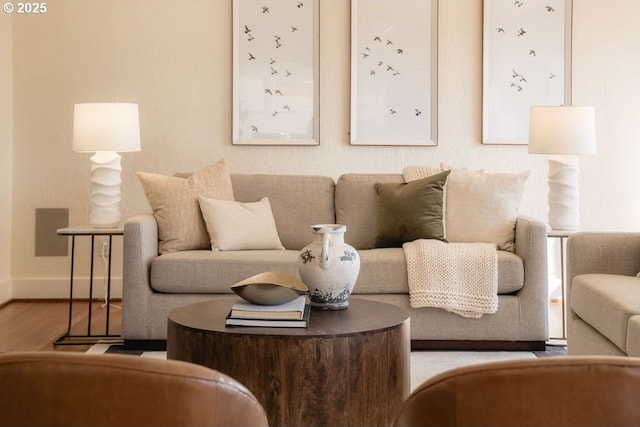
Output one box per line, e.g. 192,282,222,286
230,295,307,320
225,304,310,328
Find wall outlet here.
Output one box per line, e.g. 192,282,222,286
95,237,110,258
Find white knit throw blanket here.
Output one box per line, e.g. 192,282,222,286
403,239,498,318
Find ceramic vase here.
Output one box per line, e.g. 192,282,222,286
297,224,360,310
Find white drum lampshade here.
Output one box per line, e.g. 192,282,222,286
529,106,596,231
73,103,141,226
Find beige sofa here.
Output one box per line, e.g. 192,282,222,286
567,232,640,356
122,173,549,350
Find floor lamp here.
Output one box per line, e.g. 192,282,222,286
73,103,141,227
528,106,597,231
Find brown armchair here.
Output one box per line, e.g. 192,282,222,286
0,352,268,427
393,356,640,427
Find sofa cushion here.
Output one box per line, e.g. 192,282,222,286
374,171,450,247
150,250,301,293
150,248,524,295
445,169,530,252
354,249,523,295
199,196,284,251
231,174,335,250
571,273,640,352
336,174,404,250
137,159,235,254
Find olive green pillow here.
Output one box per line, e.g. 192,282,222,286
374,170,450,248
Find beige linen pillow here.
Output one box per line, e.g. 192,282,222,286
199,196,285,251
402,165,442,182
445,169,530,252
137,159,234,254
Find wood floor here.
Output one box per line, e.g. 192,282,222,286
0,300,122,353
0,299,564,353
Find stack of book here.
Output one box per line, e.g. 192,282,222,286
225,295,310,328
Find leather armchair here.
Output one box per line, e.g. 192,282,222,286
0,352,268,427
393,356,640,427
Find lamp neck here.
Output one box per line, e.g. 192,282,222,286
90,151,121,164
548,154,578,167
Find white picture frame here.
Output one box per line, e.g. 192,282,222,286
350,0,438,146
482,0,572,145
233,0,320,145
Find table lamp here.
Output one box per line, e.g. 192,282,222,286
528,106,596,231
73,103,141,227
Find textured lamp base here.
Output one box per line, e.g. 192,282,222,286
547,155,579,231
89,151,122,227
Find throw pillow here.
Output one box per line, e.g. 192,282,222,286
137,159,235,254
374,170,450,248
445,168,530,252
199,196,285,251
402,165,442,182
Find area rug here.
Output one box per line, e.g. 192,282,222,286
87,343,566,391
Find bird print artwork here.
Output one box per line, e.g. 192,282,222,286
353,6,433,129
236,0,317,142
351,0,435,145
362,34,405,80
483,0,568,143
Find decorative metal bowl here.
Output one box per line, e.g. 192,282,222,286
230,271,309,305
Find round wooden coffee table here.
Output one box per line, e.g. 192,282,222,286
167,298,410,427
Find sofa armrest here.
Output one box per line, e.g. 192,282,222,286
566,232,640,325
122,214,159,340
514,215,549,339
567,232,640,280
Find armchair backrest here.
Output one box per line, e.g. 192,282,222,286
394,356,640,427
0,352,268,427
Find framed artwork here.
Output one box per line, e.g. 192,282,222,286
350,0,438,146
233,0,319,145
482,0,573,145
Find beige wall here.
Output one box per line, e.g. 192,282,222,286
572,0,640,229
8,0,640,298
0,13,12,304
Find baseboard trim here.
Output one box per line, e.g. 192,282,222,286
0,277,11,305
411,340,547,351
11,277,123,299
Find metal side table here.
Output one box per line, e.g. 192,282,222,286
547,229,577,341
54,226,123,345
